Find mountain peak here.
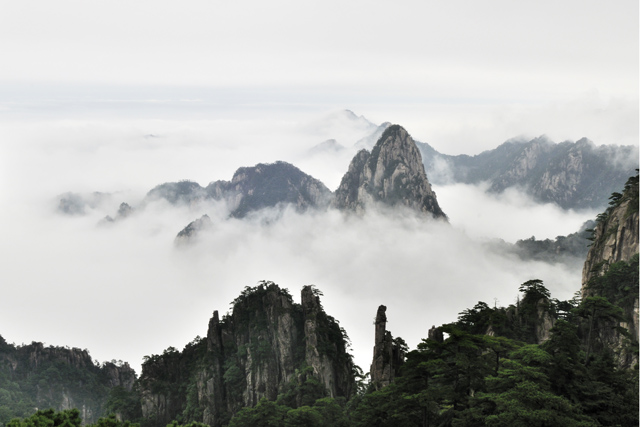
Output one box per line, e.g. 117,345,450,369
332,124,446,218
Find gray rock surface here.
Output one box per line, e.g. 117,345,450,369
333,125,446,218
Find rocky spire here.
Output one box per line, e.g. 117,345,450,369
139,282,356,427
332,125,446,218
301,286,339,398
369,305,405,390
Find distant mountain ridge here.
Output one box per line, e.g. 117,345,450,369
171,124,445,239
142,125,447,239
146,161,332,219
416,136,638,210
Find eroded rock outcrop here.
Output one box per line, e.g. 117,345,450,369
582,186,639,293
369,305,405,390
147,162,331,220
580,173,639,368
333,125,446,218
418,136,638,210
138,282,355,427
0,340,136,424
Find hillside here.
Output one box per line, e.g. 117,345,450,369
417,136,638,210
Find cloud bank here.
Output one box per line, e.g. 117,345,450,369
0,113,595,374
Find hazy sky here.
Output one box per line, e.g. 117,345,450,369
0,0,637,151
0,1,637,374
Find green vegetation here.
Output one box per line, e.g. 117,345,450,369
5,173,639,426
347,272,638,426
5,409,139,427
513,221,594,263
0,341,137,427
4,260,638,426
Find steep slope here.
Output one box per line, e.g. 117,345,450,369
369,306,405,391
145,162,331,221
175,214,213,244
333,125,446,218
0,339,136,425
580,173,638,368
582,173,639,290
207,162,331,218
138,282,356,427
417,137,638,210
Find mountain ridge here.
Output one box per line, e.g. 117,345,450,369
416,136,638,210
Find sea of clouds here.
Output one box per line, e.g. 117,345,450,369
0,112,602,373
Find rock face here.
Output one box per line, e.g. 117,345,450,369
333,125,446,218
0,339,136,424
209,162,332,218
580,173,639,368
534,299,555,344
138,282,355,427
417,136,638,210
146,162,331,219
369,306,405,391
582,178,639,292
147,181,208,206
175,214,213,243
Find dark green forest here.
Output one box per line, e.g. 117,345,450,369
218,257,637,426
4,254,637,427
3,175,638,426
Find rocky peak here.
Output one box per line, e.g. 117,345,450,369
333,125,446,218
117,202,133,218
146,181,207,205
102,361,137,390
206,161,332,218
175,214,213,243
139,282,356,427
100,202,134,225
369,305,405,390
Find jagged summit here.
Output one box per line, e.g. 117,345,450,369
217,161,332,218
417,135,638,209
332,125,446,219
139,282,356,427
146,161,331,220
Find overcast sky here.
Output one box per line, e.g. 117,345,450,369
0,1,637,374
0,0,637,152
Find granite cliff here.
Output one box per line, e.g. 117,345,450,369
147,161,331,219
0,339,136,425
582,173,639,291
333,125,446,218
369,306,405,391
418,136,638,210
580,173,639,368
138,282,356,427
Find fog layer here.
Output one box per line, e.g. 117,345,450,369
0,116,598,373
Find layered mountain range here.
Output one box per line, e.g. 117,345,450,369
6,172,639,426
30,111,639,425
59,113,638,232
141,125,446,240
416,135,638,210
